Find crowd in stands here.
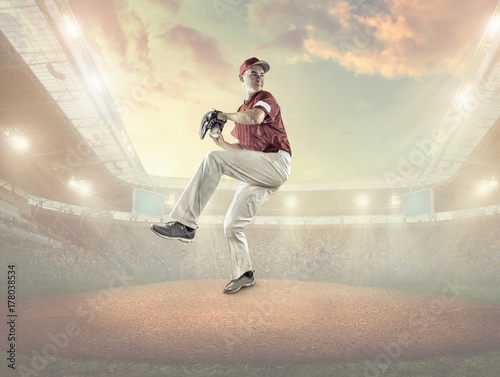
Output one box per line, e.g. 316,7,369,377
1,209,500,296
190,220,500,286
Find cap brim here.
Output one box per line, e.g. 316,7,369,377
250,60,270,73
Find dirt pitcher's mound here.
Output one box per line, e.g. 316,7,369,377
12,279,500,362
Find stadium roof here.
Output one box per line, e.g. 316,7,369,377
418,2,500,185
0,0,145,175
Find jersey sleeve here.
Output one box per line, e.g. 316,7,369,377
230,104,245,139
253,91,278,122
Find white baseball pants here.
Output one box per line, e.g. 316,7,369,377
170,149,291,279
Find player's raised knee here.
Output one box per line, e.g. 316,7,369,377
204,149,224,162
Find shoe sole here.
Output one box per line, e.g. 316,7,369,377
150,224,194,243
223,280,255,294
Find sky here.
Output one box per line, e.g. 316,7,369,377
68,0,499,182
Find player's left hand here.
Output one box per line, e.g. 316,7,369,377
200,109,226,140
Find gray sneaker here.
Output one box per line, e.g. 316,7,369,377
150,221,195,243
223,271,255,294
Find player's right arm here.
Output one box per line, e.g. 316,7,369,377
218,108,266,125
212,133,244,150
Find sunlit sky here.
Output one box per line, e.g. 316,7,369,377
69,0,498,182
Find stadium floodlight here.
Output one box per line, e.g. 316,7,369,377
489,18,499,35
356,194,369,208
64,15,79,39
391,194,401,207
165,194,176,207
10,135,29,153
458,85,473,108
475,178,498,196
89,75,103,94
68,179,92,196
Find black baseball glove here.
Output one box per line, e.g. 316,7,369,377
200,109,226,140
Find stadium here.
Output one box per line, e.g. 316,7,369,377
1,0,500,376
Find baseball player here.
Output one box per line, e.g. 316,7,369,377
151,57,292,293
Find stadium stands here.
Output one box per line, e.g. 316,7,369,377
2,205,499,297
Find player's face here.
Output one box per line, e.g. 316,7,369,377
241,65,265,92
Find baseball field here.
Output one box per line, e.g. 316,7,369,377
4,280,500,377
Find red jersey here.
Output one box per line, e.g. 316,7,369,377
230,90,292,156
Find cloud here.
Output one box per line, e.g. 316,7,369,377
256,28,309,53
147,0,181,14
158,24,236,89
70,0,243,114
70,0,151,72
248,0,498,78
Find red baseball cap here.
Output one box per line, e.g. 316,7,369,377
239,57,270,74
